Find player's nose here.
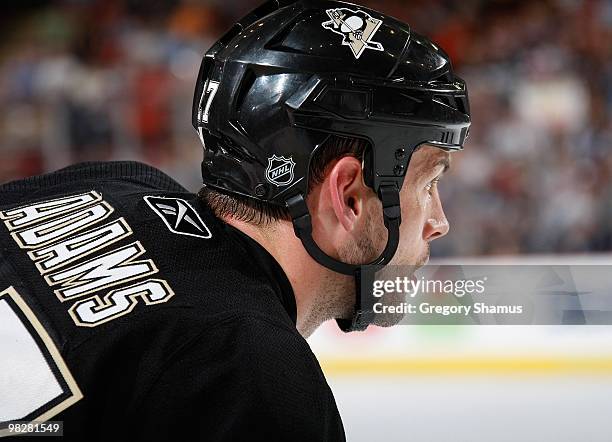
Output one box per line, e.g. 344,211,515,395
423,217,450,241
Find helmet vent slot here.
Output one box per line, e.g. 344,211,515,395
440,131,455,144
235,69,257,116
315,88,370,118
372,90,424,117
266,15,308,55
433,94,468,114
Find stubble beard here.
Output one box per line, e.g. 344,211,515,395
338,220,431,328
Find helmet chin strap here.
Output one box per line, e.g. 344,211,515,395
286,184,402,332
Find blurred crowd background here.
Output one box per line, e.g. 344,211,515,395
0,0,610,256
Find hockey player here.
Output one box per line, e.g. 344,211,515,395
0,1,470,440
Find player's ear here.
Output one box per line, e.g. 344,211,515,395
326,156,368,232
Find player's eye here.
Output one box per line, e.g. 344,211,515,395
425,177,440,195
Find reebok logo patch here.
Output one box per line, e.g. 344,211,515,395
144,196,212,239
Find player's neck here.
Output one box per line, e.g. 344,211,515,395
223,217,338,338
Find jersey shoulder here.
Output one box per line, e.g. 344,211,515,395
0,161,187,207
0,159,297,336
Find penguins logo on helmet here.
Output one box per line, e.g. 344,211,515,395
322,8,384,59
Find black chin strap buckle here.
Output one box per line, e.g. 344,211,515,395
286,184,402,332
286,194,312,237
379,184,402,228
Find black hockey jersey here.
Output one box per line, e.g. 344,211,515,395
0,161,345,441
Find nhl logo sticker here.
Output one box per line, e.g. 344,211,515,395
322,8,384,59
265,155,296,187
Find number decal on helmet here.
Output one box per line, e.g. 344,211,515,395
202,80,219,124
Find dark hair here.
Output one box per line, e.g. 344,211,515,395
198,135,369,225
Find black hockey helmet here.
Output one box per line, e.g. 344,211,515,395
193,0,470,331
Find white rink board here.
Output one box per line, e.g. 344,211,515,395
308,254,612,442
328,376,612,442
